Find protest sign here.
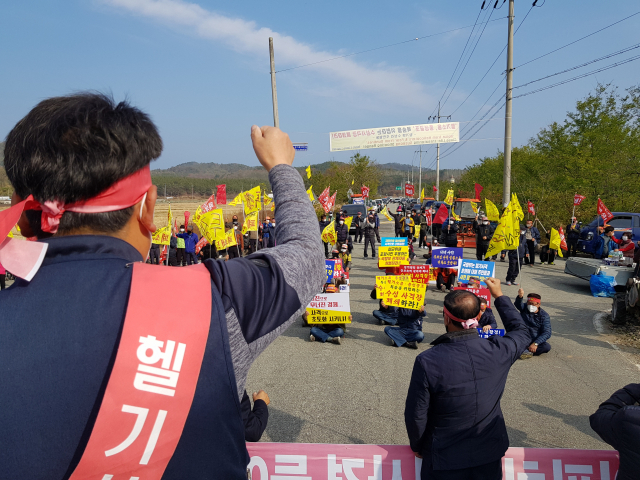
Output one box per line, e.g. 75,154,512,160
193,207,225,243
381,237,408,246
378,246,410,267
321,221,337,244
325,260,335,283
243,186,261,215
478,328,505,339
452,286,492,307
306,292,351,324
456,259,495,285
398,265,430,284
151,225,171,246
431,247,463,268
377,276,426,310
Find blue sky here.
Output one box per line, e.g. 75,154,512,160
1,0,639,171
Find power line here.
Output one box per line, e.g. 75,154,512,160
512,54,640,99
513,43,640,90
514,11,640,70
275,17,506,74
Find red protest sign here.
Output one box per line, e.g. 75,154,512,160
398,265,430,284
527,201,535,215
184,211,190,228
558,226,568,250
216,184,227,205
200,194,217,214
574,194,586,206
597,198,613,223
405,184,415,197
195,236,209,254
453,286,491,307
361,185,370,198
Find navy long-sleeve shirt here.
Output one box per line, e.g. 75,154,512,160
514,295,552,345
240,391,269,442
478,306,498,329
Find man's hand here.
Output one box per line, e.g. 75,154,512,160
413,452,423,459
485,277,503,299
419,305,425,313
482,325,491,333
482,236,487,240
528,343,538,353
518,288,524,298
253,390,271,405
251,125,295,172
380,300,387,308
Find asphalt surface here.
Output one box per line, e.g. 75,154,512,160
246,218,640,449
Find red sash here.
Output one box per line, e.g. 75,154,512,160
69,263,211,480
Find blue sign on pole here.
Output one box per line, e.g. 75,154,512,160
431,247,463,268
477,328,505,339
457,259,496,286
381,237,408,247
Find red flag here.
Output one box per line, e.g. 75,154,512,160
195,236,209,254
597,198,613,223
174,219,177,236
574,194,586,206
216,184,227,205
425,212,433,226
527,201,535,215
558,227,568,250
184,211,190,228
200,193,217,214
433,185,438,192
474,183,483,200
433,204,449,224
318,186,330,204
361,185,370,198
405,184,415,197
325,191,337,214
160,245,168,263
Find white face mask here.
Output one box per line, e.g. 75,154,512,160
339,220,344,225
341,249,347,253
623,236,629,241
527,304,538,313
449,220,454,225
272,222,276,226
180,229,185,233
233,226,238,230
526,225,532,229
483,221,489,225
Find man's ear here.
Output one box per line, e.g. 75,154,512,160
139,185,158,233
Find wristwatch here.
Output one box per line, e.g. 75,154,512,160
534,343,538,346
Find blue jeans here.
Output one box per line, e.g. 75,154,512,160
373,310,397,325
310,327,344,342
385,326,424,347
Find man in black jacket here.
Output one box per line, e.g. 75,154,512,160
363,213,377,258
335,217,349,247
353,212,364,243
404,278,531,479
566,217,581,257
319,214,331,258
590,383,640,480
473,215,493,260
241,389,270,442
440,220,459,248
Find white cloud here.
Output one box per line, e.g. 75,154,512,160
103,0,434,109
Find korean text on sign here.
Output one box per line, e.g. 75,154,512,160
457,259,496,285
431,247,463,268
381,237,408,247
378,246,410,268
379,278,427,311
452,286,492,307
398,265,430,285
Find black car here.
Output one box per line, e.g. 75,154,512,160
340,204,368,235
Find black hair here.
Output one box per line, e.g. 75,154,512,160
179,224,185,229
479,297,488,305
4,92,162,236
444,290,481,324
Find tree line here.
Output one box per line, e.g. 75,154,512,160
456,84,640,230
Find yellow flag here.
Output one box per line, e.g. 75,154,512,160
193,207,225,243
225,228,237,247
471,202,478,214
241,211,259,235
420,188,425,202
351,179,355,185
306,186,314,202
549,228,564,258
380,206,393,221
511,193,524,221
306,165,311,179
321,220,337,244
444,189,454,205
485,204,519,258
243,186,261,215
167,205,173,228
229,192,243,206
151,225,172,245
344,216,353,230
452,211,461,221
485,199,500,222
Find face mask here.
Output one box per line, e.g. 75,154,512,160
233,226,238,230
527,225,532,229
341,249,347,253
483,221,489,225
623,236,629,241
527,304,538,313
272,222,276,226
339,220,344,225
180,229,185,233
449,220,454,225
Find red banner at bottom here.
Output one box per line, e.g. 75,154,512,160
247,443,618,480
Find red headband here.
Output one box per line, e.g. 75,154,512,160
0,165,152,281
443,306,479,330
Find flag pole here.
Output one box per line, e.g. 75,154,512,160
572,191,577,220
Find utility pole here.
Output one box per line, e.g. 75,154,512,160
503,0,515,207
429,102,451,202
269,37,280,128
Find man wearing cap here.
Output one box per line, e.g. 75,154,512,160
0,93,325,479
405,278,531,479
515,288,552,359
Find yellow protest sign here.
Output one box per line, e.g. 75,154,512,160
242,211,259,235
485,200,520,259
306,186,314,202
167,205,173,228
420,188,425,202
380,206,393,221
452,210,461,221
243,186,261,215
378,277,426,310
511,192,524,221
344,216,353,230
375,275,411,297
549,228,564,258
321,220,337,244
193,207,225,243
444,189,454,205
228,192,243,206
485,199,500,222
306,165,312,179
151,225,171,245
378,246,410,267
216,229,238,250
305,293,351,324
471,202,478,214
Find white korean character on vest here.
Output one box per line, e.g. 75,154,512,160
134,335,186,396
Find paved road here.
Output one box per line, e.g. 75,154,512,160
246,219,640,449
